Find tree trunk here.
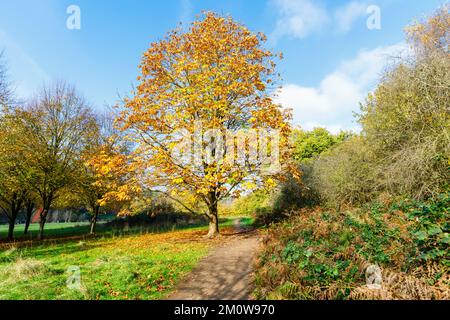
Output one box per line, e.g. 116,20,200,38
38,194,53,240
38,208,48,240
24,201,34,235
7,218,15,241
24,215,32,235
90,206,99,235
6,199,21,241
206,202,219,238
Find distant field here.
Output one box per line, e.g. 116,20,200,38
0,216,255,243
0,222,103,241
0,218,254,300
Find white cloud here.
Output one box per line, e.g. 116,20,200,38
275,43,407,132
335,1,367,33
270,0,329,41
271,0,382,39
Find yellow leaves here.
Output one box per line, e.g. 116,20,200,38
111,12,296,210
242,181,257,190
82,139,142,211
265,178,276,189
173,177,184,184
406,4,450,54
196,187,210,196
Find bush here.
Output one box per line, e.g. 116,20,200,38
261,127,350,211
358,53,450,200
226,186,301,226
107,211,206,229
299,8,450,208
226,189,272,217
308,137,378,208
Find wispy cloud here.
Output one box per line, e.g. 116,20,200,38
335,1,368,33
0,28,50,99
275,43,408,133
270,0,329,42
270,0,379,42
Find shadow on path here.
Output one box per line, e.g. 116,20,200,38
167,225,261,300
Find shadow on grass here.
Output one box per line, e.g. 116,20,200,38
0,217,251,249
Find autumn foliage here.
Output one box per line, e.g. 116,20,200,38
116,12,294,236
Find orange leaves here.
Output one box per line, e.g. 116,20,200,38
406,4,449,55
114,12,296,210
82,138,141,212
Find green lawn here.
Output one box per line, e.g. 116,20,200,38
0,217,254,300
0,216,256,242
0,222,95,241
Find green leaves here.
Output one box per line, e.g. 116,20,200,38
413,230,428,241
407,193,450,264
291,128,350,164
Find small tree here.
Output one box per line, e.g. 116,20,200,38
79,114,137,234
116,13,294,237
0,108,32,240
21,82,97,239
292,128,350,164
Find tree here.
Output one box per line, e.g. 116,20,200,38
79,114,137,234
20,82,97,239
0,56,29,241
292,128,350,164
359,5,450,199
0,108,32,240
0,51,13,109
116,12,294,237
406,4,449,57
23,193,37,235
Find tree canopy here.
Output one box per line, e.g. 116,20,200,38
115,12,295,236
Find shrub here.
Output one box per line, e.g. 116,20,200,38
393,193,450,266
357,6,450,200
309,137,378,208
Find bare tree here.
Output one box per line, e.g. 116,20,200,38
21,82,98,239
0,51,13,109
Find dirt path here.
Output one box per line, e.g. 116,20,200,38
167,227,261,300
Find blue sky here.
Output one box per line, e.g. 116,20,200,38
0,0,445,132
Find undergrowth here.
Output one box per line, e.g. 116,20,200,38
253,193,449,300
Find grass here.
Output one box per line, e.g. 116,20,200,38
0,216,256,243
0,217,251,300
0,222,95,241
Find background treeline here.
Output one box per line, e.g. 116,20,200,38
0,80,114,240
0,65,159,241
0,66,200,242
